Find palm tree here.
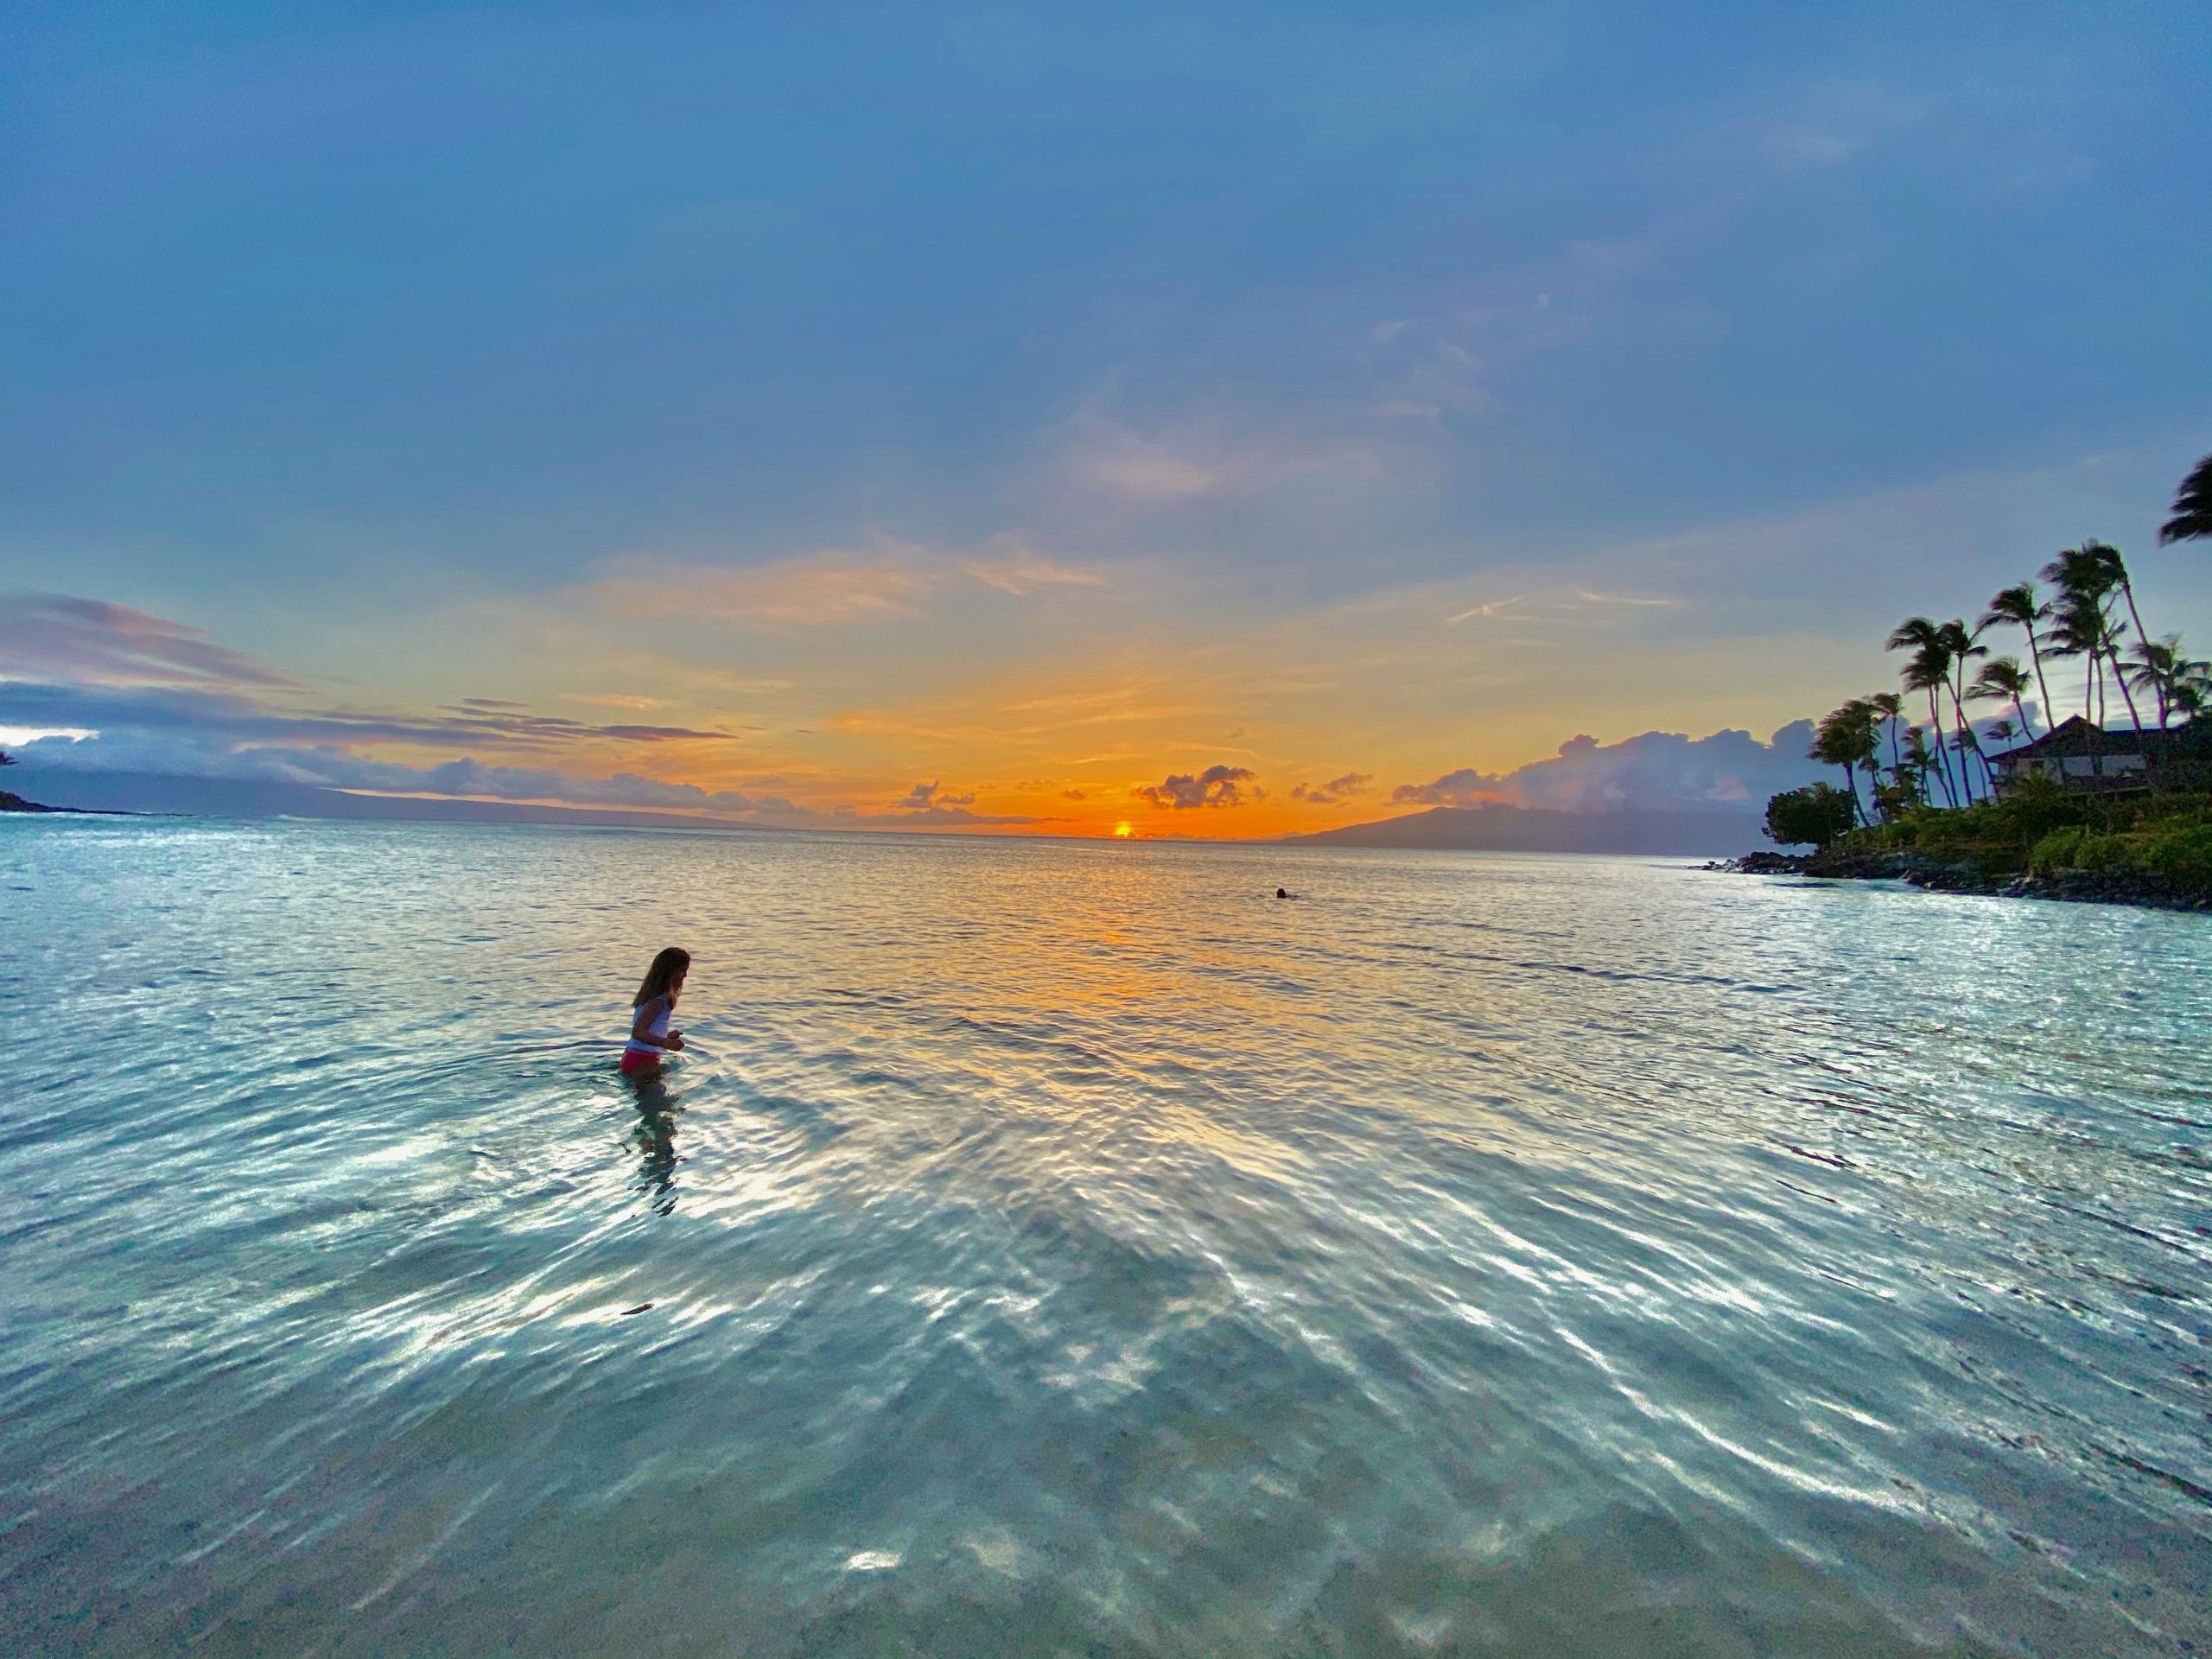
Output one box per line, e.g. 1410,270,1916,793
1869,691,1906,783
2085,541,2156,715
1847,697,1884,794
2171,658,2212,719
2041,546,2109,724
1887,617,1959,806
1970,658,2036,747
1953,725,1993,799
2126,635,2179,726
2037,545,2145,735
2128,635,2209,727
2044,584,2105,725
1811,701,1884,825
1936,618,1987,798
1809,710,1866,825
1899,725,1936,806
1979,582,2054,728
2160,453,2212,544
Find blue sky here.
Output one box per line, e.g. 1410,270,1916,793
3,3,2208,830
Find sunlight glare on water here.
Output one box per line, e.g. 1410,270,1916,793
1,818,2208,1656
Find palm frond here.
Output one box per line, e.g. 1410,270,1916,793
2159,453,2212,544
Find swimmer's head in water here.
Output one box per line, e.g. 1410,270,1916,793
633,946,691,1007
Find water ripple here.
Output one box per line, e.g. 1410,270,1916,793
1,818,2207,1656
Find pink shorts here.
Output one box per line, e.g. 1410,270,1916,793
620,1047,662,1077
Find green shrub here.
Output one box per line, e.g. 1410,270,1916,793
1999,773,2083,842
2142,821,2212,893
2030,825,2088,872
1929,801,2012,843
2074,831,2148,873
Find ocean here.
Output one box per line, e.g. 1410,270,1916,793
2,817,2207,1656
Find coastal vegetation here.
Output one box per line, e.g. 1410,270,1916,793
1761,452,2212,905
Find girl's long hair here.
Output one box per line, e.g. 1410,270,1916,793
632,946,691,1007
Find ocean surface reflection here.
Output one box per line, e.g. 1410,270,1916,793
1,818,2207,1656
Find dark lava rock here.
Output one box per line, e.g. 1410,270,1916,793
1713,839,2211,912
1703,851,1808,874
1802,849,1926,880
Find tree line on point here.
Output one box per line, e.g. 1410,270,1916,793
1769,452,2212,847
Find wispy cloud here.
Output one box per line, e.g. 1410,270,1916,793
588,548,935,626
890,779,978,810
1446,588,1675,626
960,539,1101,597
0,593,300,690
0,681,745,755
1061,416,1384,509
578,538,1103,628
1446,596,1528,624
1081,438,1236,501
1291,772,1373,805
559,691,671,711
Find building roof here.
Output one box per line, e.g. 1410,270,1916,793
1993,714,2203,763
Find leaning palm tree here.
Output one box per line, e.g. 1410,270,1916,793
2095,607,2148,740
2160,453,2212,544
1970,657,2036,746
2039,545,2146,735
1868,690,1906,782
2041,545,2114,724
1899,725,1936,807
1905,652,1962,804
2126,635,2180,727
1809,713,1862,825
2085,541,2157,702
2171,656,2212,719
1979,582,2054,728
1953,724,1994,799
1845,697,1884,800
2178,651,2212,712
2128,634,2210,727
2043,584,2106,725
1936,618,1987,796
1811,702,1882,825
1887,617,1960,806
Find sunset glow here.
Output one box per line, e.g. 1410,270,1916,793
3,9,2206,838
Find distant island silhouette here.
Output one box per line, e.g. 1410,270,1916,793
1285,803,1758,855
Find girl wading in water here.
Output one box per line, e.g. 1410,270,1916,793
622,947,690,1077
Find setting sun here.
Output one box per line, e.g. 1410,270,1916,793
1113,822,1134,838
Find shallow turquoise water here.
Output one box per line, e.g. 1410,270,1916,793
1,817,2207,1657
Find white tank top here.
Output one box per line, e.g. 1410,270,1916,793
626,997,671,1056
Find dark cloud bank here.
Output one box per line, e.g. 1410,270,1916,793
1393,723,1821,815
1281,727,1822,855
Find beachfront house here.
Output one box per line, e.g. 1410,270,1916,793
1990,715,2205,792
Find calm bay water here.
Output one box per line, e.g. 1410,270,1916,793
1,817,2208,1656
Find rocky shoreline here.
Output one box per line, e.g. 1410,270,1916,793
0,791,133,817
1703,849,2212,912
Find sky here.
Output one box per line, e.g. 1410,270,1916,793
3,2,2208,836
